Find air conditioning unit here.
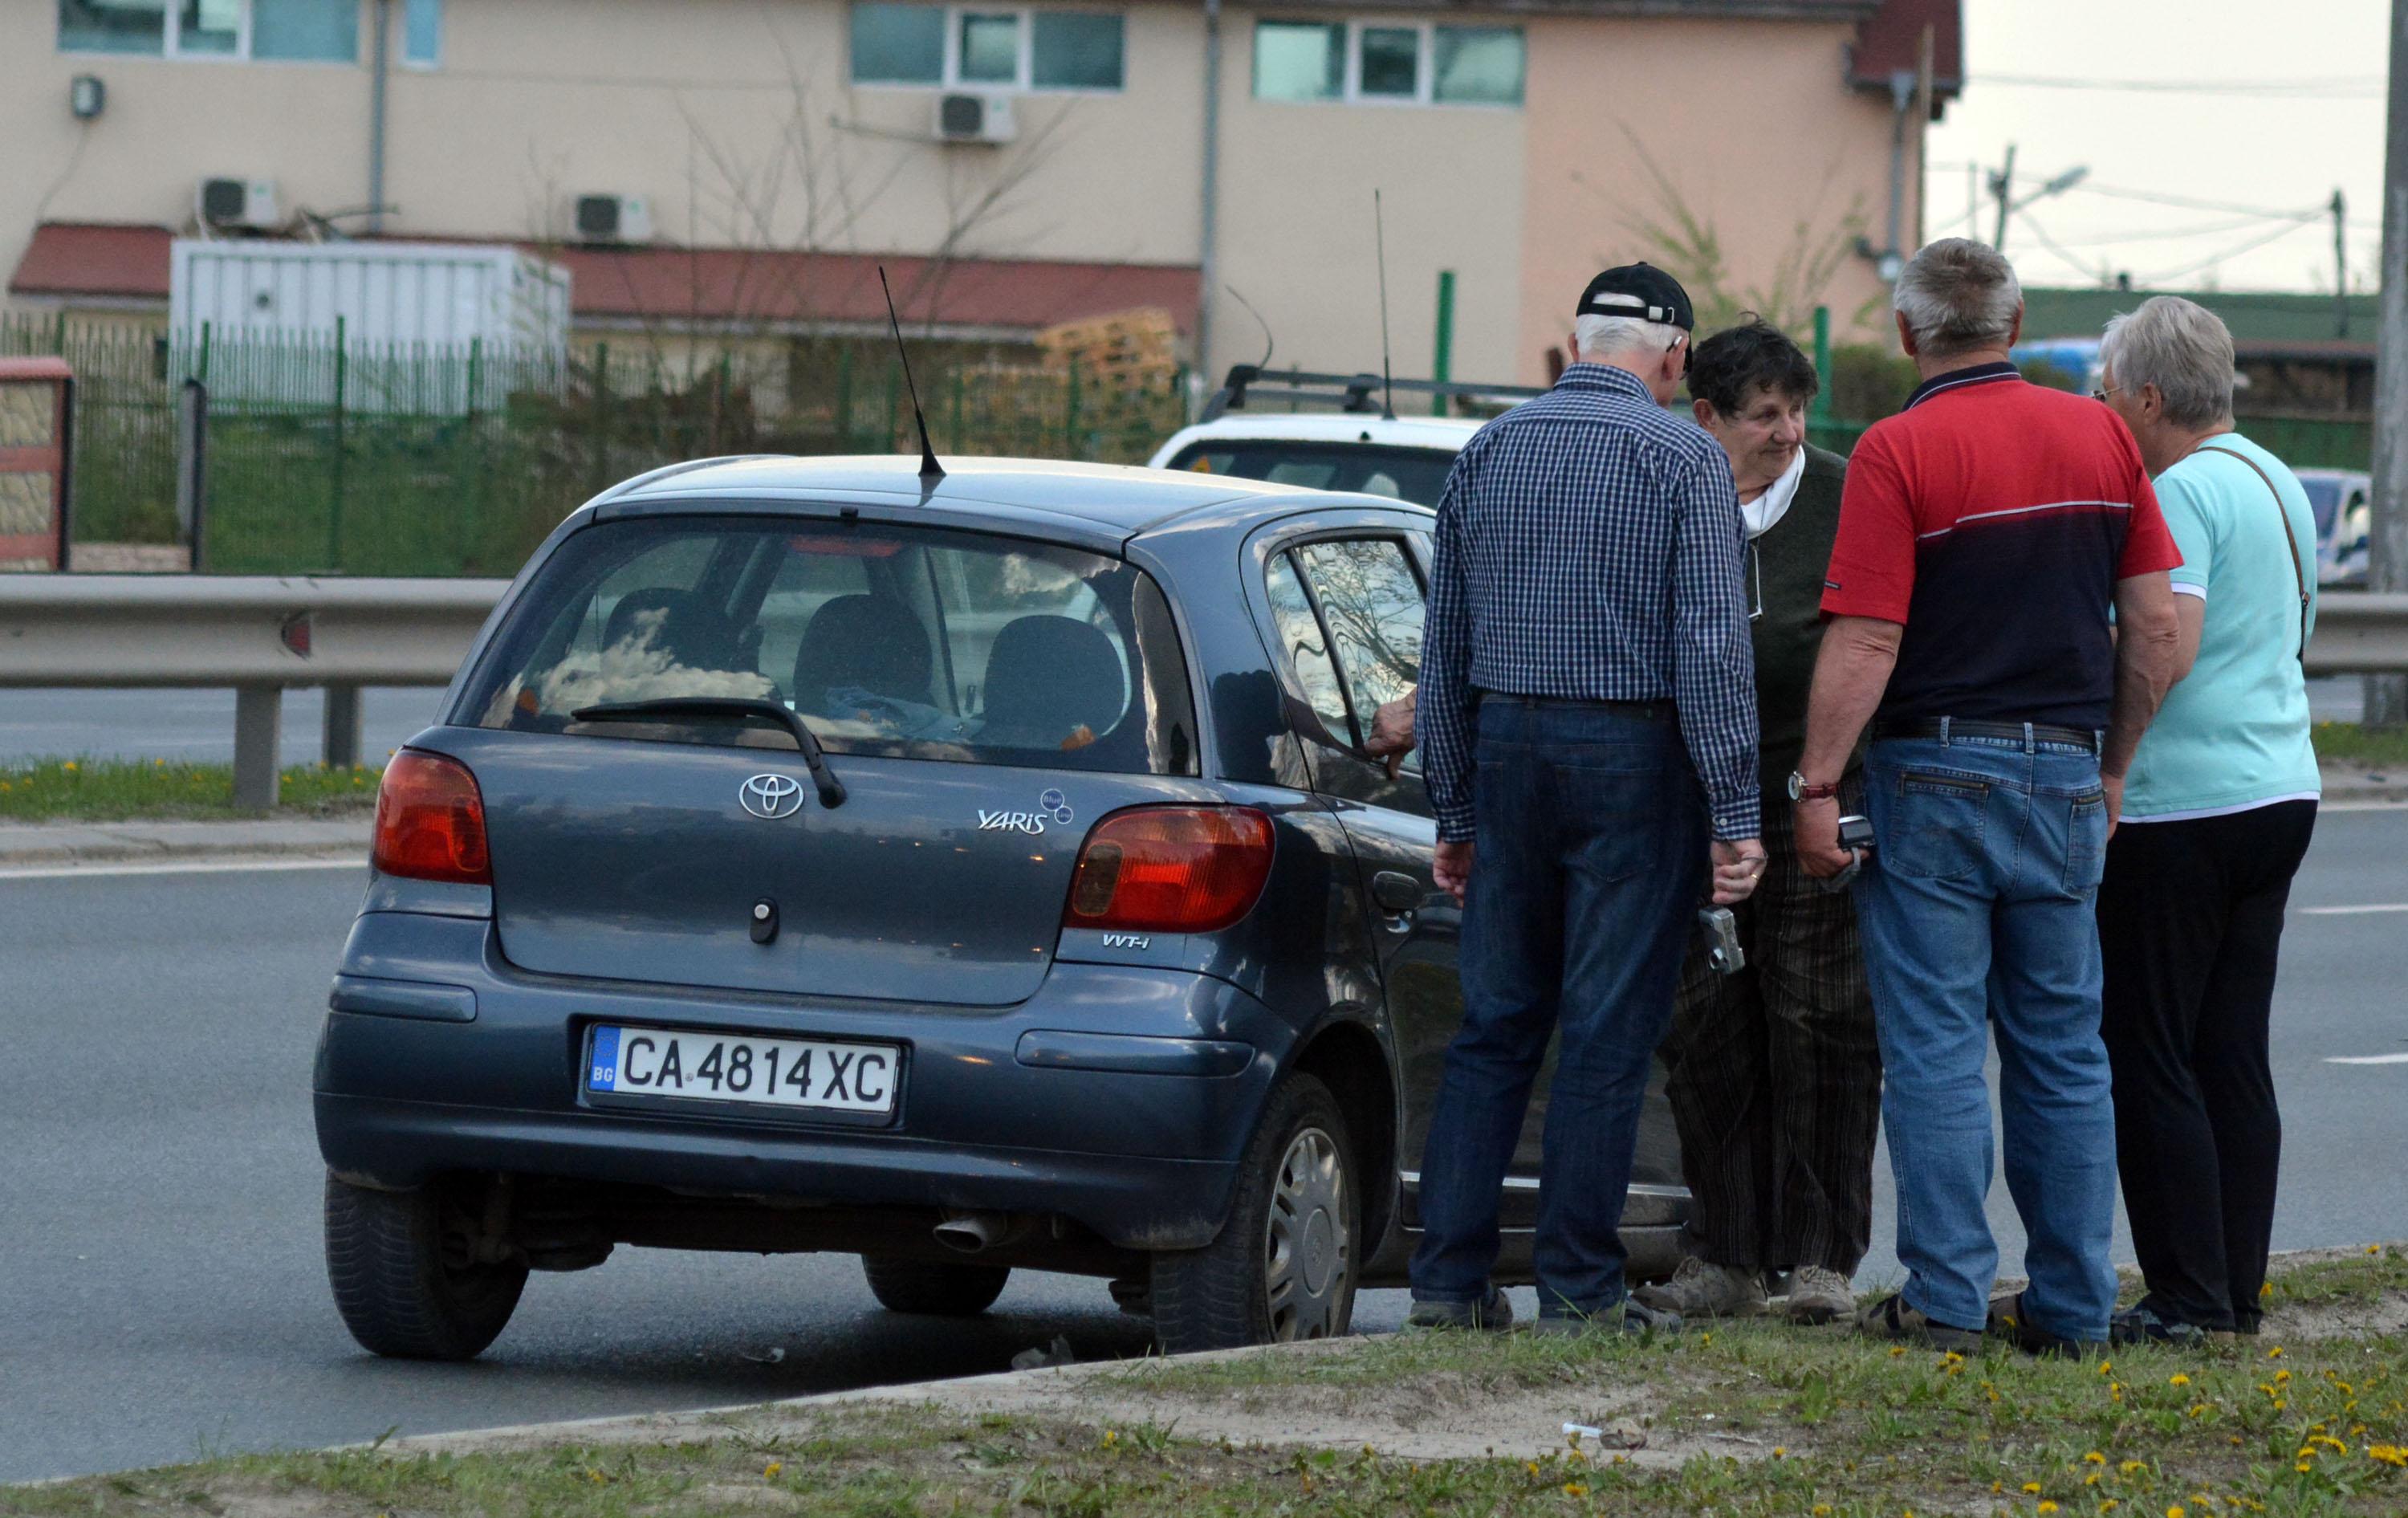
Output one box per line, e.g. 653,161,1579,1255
934,93,1016,144
571,193,653,245
195,177,279,231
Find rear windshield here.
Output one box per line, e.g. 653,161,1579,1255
1166,441,1456,506
458,515,1199,775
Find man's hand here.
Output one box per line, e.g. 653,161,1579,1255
1710,838,1767,904
2102,771,2125,840
1433,839,1474,906
1366,690,1418,780
1793,796,1852,879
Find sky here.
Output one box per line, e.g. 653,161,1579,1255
1923,0,2390,294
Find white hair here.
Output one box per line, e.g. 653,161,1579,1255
1575,314,1683,361
1893,237,2022,359
2100,295,2235,429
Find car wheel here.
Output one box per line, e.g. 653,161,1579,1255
1150,1072,1357,1354
860,1256,1011,1316
323,1172,528,1361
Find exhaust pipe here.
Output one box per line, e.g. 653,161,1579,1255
932,1211,1022,1254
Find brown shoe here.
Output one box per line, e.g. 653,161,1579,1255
1632,1256,1768,1320
1855,1292,1983,1352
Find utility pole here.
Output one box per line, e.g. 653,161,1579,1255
1989,144,2017,249
2333,189,2351,339
2369,0,2408,727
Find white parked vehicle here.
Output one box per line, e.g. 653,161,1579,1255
2297,468,2372,588
1149,368,1537,507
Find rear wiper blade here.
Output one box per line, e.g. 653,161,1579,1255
572,698,847,808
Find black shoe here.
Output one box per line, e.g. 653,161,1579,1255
1532,1297,1683,1337
2109,1304,2215,1347
1405,1286,1512,1331
1858,1292,1984,1352
1988,1291,2106,1359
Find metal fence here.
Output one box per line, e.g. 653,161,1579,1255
0,315,1189,577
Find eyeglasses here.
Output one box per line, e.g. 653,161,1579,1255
1746,539,1763,623
2091,385,2123,403
1667,334,1690,379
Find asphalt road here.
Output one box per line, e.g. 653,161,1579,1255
5,810,2406,1483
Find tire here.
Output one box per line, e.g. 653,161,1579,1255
1151,1072,1357,1354
323,1172,528,1361
860,1256,1011,1316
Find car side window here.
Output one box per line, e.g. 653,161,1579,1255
1291,539,1423,726
1264,551,1355,743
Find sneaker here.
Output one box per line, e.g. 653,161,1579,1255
1531,1297,1683,1337
2109,1304,2213,1348
1855,1292,1984,1352
1987,1290,2106,1359
1783,1265,1857,1325
1405,1286,1512,1331
1632,1256,1768,1319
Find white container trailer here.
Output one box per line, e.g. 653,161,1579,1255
170,239,571,413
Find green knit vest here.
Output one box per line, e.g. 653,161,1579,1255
1747,446,1849,788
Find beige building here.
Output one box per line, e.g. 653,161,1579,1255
6,0,1958,389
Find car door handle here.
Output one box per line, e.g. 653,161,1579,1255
1371,871,1422,913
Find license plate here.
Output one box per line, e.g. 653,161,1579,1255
585,1025,899,1115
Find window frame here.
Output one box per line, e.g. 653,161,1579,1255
58,0,362,64
401,0,441,68
848,2,1126,95
1257,526,1428,763
1252,16,1523,109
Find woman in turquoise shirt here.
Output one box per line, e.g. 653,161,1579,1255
2094,295,2320,1345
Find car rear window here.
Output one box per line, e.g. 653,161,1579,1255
458,515,1199,775
1165,441,1457,506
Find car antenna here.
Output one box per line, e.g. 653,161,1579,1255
1373,189,1397,421
1226,283,1275,371
878,265,944,486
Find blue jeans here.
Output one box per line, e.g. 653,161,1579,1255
1410,698,1708,1314
1857,731,2118,1341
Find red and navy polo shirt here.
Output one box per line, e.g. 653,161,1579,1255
1821,361,2182,731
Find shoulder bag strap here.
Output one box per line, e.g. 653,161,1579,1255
2194,442,2310,663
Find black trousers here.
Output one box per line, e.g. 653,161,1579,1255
2096,799,2316,1333
1661,780,1881,1276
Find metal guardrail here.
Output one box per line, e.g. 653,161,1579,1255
0,575,508,808
2,580,2406,812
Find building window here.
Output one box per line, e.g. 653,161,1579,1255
852,3,1125,91
1253,18,1523,108
58,0,357,60
403,0,441,66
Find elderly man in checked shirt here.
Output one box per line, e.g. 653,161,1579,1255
1405,263,1767,1336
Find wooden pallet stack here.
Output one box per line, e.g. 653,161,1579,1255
1035,307,1180,395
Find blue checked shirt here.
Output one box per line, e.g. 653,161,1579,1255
1415,363,1760,842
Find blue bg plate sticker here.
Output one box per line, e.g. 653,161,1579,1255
588,1026,621,1091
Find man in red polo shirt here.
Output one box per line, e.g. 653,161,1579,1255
1790,238,2182,1353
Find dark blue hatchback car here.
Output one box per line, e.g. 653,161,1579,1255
315,454,1689,1359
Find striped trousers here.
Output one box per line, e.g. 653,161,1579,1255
1660,779,1881,1276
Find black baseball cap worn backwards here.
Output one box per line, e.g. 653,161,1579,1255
1577,262,1694,331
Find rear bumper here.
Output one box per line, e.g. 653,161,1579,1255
314,910,1299,1251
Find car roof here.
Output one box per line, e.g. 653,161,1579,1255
1151,413,1486,459
2292,467,2369,485
590,453,1426,547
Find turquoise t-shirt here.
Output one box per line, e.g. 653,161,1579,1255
2121,433,2321,820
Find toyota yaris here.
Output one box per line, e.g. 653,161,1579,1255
315,454,1690,1359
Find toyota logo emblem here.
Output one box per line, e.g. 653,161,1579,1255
739,774,805,820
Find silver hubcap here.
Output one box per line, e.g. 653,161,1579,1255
1263,1125,1350,1341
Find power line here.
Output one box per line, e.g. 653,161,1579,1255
2015,210,2111,285
2136,218,2323,284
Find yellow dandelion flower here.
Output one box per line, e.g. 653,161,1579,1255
1993,1481,2004,1493
2273,1398,2287,1411
2369,1244,2382,1255
2189,1404,2209,1418
2368,1443,2407,1468
2099,1360,2115,1375
2259,1283,2273,1298
2087,1472,2102,1487
2085,1452,2107,1465
1814,1508,1833,1517
2103,1504,2120,1514
763,1462,783,1479
2170,1374,2190,1386
1101,1430,1117,1448
1525,1460,1541,1477
2121,1461,2149,1475
2268,1345,2284,1357
1561,1483,1588,1497
2039,1504,2060,1515
2294,1461,2313,1475
2168,1508,2186,1518
2275,1369,2291,1383
2025,1482,2044,1494
62,760,76,771
1889,1345,1907,1357
1771,1447,1787,1458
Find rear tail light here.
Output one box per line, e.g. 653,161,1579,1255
1064,806,1275,934
372,750,493,885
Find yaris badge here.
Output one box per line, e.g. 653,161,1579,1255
739,774,805,820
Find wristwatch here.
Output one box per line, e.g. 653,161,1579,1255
1787,771,1841,802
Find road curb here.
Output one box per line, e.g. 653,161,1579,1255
0,816,370,869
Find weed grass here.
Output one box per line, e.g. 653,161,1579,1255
2313,722,2408,771
8,1251,2404,1517
0,757,380,822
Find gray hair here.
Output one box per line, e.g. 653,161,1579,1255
1575,313,1683,361
1893,238,2023,359
2099,295,2235,429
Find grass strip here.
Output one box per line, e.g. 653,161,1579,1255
2314,721,2408,771
0,757,381,822
8,1251,2403,1517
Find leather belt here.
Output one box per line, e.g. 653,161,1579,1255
1873,718,2100,752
